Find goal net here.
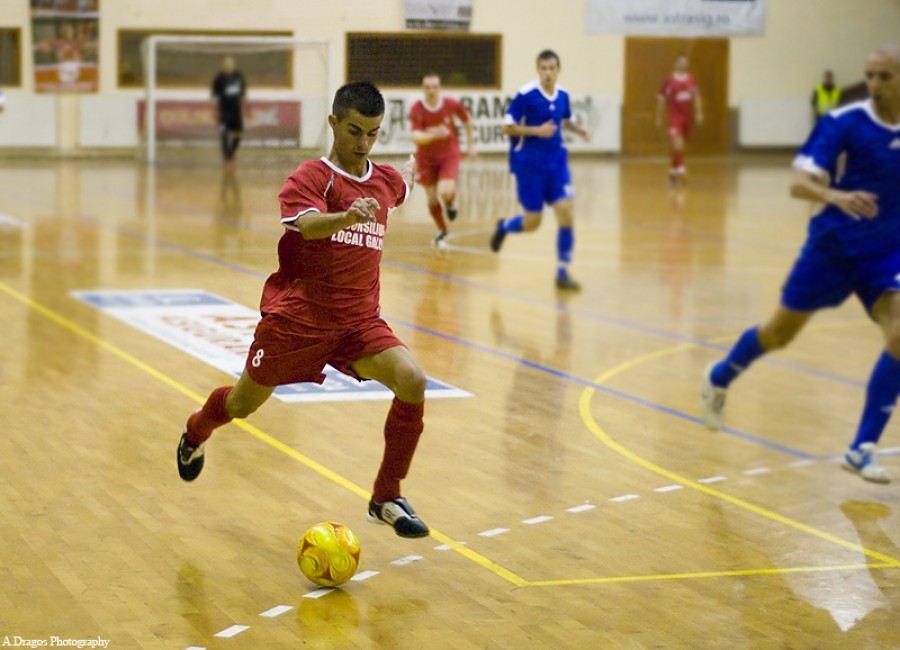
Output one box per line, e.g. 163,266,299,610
142,36,331,162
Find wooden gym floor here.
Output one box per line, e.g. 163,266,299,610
1,152,898,649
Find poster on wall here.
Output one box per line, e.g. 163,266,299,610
405,0,472,31
585,0,767,37
31,0,99,92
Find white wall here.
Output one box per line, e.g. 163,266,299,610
0,0,897,152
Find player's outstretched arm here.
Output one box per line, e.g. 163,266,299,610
790,170,879,220
502,120,557,138
294,198,380,240
400,154,416,191
563,119,590,142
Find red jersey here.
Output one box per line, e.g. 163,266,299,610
409,96,470,159
261,157,408,328
659,73,698,123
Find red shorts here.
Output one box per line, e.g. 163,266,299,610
415,153,461,187
668,118,693,139
244,313,406,387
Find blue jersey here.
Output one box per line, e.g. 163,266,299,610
793,100,900,255
505,81,571,173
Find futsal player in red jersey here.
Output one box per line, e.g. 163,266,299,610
656,55,703,184
177,81,431,538
409,73,474,246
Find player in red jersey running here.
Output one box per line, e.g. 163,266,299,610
656,55,703,184
176,81,431,539
409,73,474,246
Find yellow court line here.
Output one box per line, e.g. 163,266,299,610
579,344,900,568
528,563,896,587
0,280,527,588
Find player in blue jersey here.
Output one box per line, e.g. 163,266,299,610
490,50,589,291
701,45,900,483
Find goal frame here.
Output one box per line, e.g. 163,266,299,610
143,35,332,163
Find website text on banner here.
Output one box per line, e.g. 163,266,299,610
585,0,767,37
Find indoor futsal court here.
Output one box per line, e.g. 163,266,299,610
2,1,900,649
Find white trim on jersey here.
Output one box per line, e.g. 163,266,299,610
420,96,445,113
281,207,321,231
319,156,373,182
792,154,828,180
825,99,900,132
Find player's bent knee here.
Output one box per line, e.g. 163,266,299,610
394,365,427,402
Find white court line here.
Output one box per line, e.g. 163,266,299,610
259,605,293,618
566,504,596,513
788,459,815,468
522,515,553,525
609,494,639,502
654,485,683,493
184,646,206,650
697,476,726,484
351,570,380,581
214,625,250,638
479,528,510,537
434,542,467,551
743,467,772,476
391,555,423,566
303,588,334,599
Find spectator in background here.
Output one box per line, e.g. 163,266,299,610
812,70,841,121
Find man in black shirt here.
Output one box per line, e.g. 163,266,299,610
212,56,246,162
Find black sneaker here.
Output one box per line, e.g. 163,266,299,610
555,274,581,291
490,219,507,252
367,496,430,538
433,230,449,248
177,432,205,481
447,206,458,222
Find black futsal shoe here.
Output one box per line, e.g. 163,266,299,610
555,274,581,291
490,219,507,252
367,496,430,538
177,432,205,481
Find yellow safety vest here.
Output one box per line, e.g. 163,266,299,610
815,84,841,116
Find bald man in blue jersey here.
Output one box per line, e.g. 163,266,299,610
490,50,589,291
702,45,900,483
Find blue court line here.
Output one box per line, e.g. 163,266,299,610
89,189,870,389
0,194,841,459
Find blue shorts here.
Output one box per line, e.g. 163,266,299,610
782,236,900,314
513,162,573,213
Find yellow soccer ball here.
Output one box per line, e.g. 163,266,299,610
297,522,361,587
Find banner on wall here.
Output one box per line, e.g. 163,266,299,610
404,0,472,31
31,0,100,92
376,90,620,154
136,100,301,146
585,0,767,36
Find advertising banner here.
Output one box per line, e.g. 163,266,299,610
585,0,767,36
137,100,301,146
377,90,620,154
31,0,99,92
404,0,472,31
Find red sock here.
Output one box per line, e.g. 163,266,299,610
373,398,425,503
186,386,233,445
428,202,447,232
672,149,684,169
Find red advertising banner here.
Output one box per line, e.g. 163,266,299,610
31,0,100,93
138,100,302,145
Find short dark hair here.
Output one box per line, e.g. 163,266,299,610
332,81,385,120
537,49,560,66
